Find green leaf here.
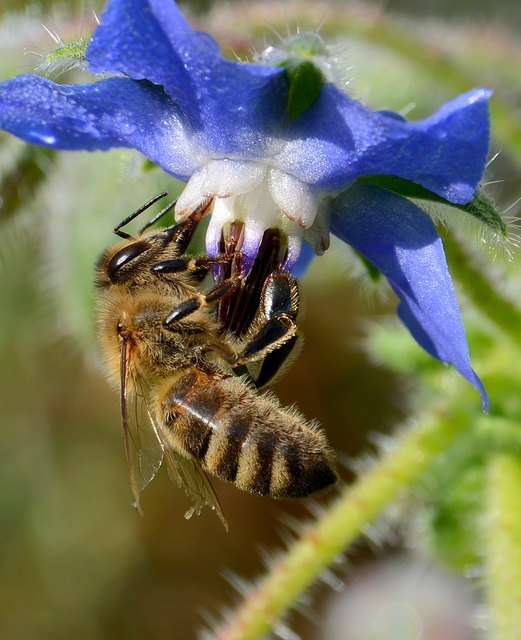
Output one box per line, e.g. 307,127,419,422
427,464,485,569
0,146,56,221
359,175,507,236
285,61,324,121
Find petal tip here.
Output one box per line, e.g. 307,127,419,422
473,373,489,413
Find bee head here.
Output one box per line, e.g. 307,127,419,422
93,237,153,288
95,226,176,288
95,216,200,289
106,239,152,283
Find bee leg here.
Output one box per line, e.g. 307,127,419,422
259,273,299,321
231,314,298,365
163,276,243,327
161,218,204,257
253,273,301,387
252,335,300,388
230,274,301,386
152,255,227,278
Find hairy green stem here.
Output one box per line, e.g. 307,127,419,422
440,229,521,350
215,411,469,640
486,454,521,639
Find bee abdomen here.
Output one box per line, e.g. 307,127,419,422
157,369,337,498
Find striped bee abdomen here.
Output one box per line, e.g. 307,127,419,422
157,368,337,498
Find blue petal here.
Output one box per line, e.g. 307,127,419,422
87,0,216,119
88,0,288,156
330,182,488,410
0,74,198,180
276,84,491,204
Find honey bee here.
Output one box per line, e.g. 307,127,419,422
95,194,337,523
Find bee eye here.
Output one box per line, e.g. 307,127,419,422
107,240,151,281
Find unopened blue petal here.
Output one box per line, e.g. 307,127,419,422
276,85,491,204
0,74,198,180
330,182,488,410
88,0,287,156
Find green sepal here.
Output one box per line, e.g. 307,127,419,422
465,188,507,236
355,250,382,282
284,61,324,121
142,158,159,172
34,39,91,77
359,175,507,236
47,41,88,64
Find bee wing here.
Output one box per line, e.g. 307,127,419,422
132,384,165,480
120,339,164,513
165,450,228,530
145,408,228,530
120,336,226,526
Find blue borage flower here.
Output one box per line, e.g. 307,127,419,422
0,0,491,408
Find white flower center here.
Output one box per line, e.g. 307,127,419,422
174,158,330,271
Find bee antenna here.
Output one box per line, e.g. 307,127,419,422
113,192,169,239
138,196,179,235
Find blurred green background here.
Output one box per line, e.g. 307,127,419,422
1,1,520,639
